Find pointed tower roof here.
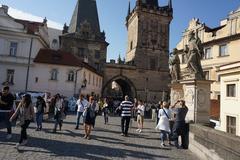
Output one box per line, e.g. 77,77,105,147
68,0,100,34
168,0,172,9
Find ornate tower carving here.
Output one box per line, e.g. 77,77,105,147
126,0,173,71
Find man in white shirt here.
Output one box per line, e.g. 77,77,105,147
75,94,88,129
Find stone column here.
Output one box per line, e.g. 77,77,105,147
180,80,212,124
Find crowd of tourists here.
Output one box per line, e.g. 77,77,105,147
0,86,189,150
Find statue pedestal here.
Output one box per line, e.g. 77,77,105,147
170,80,212,124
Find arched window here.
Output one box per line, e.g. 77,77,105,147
50,69,58,80
67,71,75,82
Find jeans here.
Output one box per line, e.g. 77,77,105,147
36,112,43,129
104,112,108,124
121,116,131,135
54,112,62,131
160,130,168,144
0,112,12,134
20,120,31,143
76,112,83,128
172,121,187,148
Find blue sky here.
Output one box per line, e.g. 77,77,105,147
1,0,239,61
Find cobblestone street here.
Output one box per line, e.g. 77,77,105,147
0,114,199,160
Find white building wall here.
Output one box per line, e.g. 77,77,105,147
220,73,240,136
29,64,103,98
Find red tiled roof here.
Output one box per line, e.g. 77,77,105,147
34,49,102,76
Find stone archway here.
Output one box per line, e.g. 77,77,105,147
102,75,137,100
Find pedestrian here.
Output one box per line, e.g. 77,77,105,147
10,94,34,149
83,96,97,140
75,94,88,129
171,100,188,149
118,95,133,137
102,98,109,124
156,101,163,125
34,96,46,131
52,94,64,133
136,100,145,133
156,101,171,147
0,86,14,140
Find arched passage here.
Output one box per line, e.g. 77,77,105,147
102,75,137,100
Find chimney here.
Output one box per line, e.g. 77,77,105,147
2,5,9,13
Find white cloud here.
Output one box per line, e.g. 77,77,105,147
1,5,63,30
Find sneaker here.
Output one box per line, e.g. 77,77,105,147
161,142,165,147
83,135,87,139
87,136,91,140
6,134,12,140
136,129,140,132
14,143,21,150
120,133,124,136
138,129,142,133
75,127,79,130
35,128,40,131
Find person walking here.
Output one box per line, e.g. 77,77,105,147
136,100,145,133
0,86,14,140
52,94,64,133
156,101,171,147
171,100,188,149
118,95,133,137
10,94,34,149
83,96,96,140
102,98,109,124
34,96,46,131
75,94,88,129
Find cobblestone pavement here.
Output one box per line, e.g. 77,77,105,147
0,114,199,160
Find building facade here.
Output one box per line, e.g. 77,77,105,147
0,5,102,98
0,5,49,93
32,49,103,97
217,61,240,136
176,7,240,100
60,0,108,72
103,0,173,102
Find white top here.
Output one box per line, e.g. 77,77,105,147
156,108,172,132
76,99,88,112
55,99,63,111
137,104,145,116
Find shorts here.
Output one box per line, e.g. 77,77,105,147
137,115,144,124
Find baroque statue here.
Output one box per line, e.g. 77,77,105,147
183,31,205,79
169,48,181,81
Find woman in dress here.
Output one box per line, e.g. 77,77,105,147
156,101,171,147
10,94,34,149
52,94,64,133
136,100,145,133
83,96,97,140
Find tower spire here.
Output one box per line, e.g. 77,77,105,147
168,0,172,9
68,0,100,33
128,0,131,16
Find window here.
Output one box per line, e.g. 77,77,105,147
67,71,74,82
130,41,133,50
9,42,18,56
203,71,210,80
50,69,58,80
150,58,156,70
78,48,85,58
227,116,236,135
203,48,212,59
226,84,236,97
95,63,100,71
219,44,228,57
88,73,91,84
35,77,39,83
6,69,14,84
95,51,100,59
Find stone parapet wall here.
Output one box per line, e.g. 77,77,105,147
189,124,240,160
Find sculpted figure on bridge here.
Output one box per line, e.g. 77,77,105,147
183,31,205,79
169,48,181,82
